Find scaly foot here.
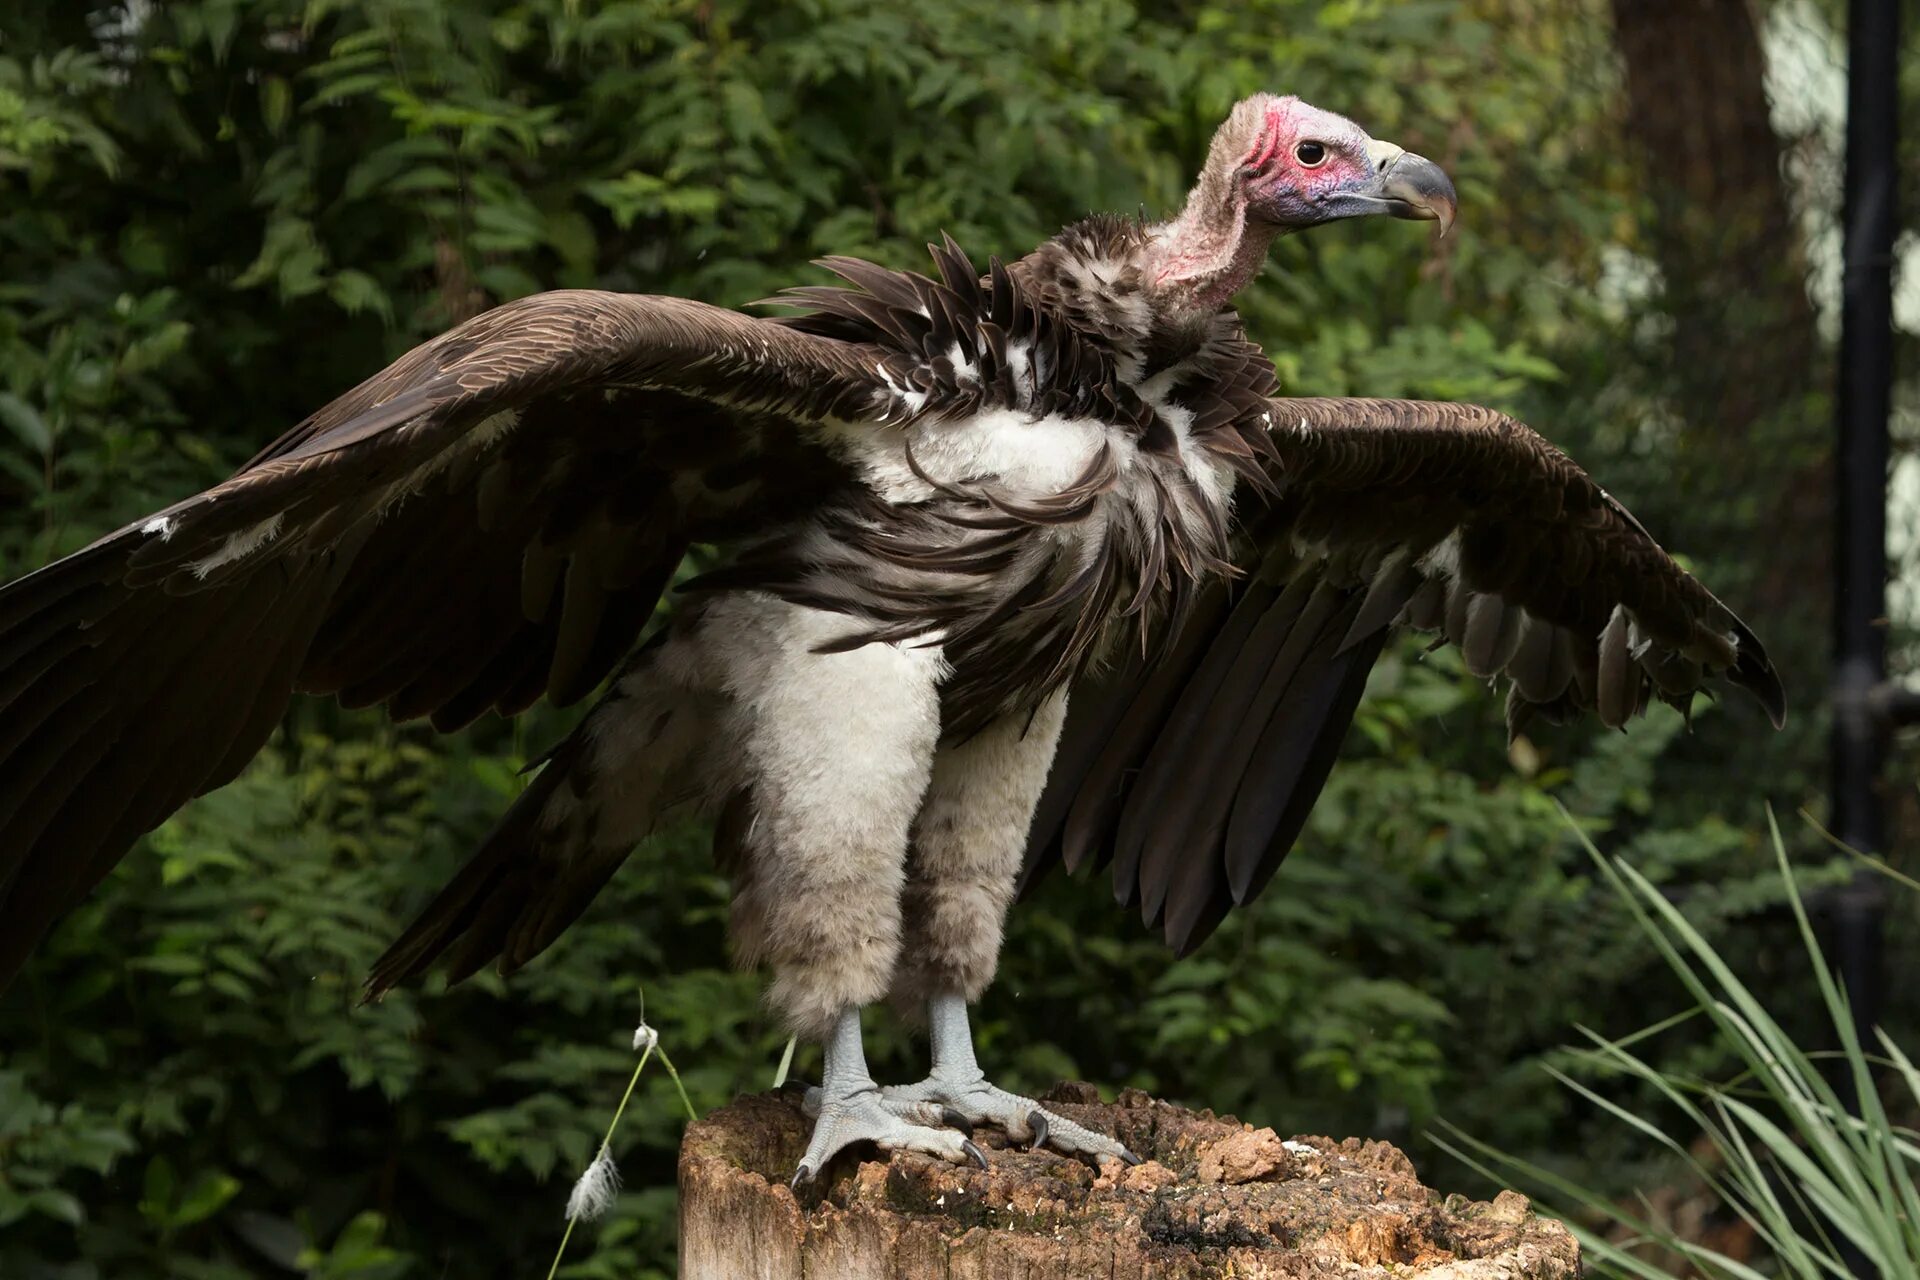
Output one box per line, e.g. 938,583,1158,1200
879,1072,1139,1164
792,1083,986,1187
787,1007,985,1187
875,992,1139,1165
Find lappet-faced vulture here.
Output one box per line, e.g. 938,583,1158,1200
0,94,1781,1177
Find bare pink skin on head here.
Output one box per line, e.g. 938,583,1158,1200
1146,93,1454,317
1242,97,1377,204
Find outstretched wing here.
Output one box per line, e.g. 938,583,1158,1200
0,290,885,987
1023,396,1785,953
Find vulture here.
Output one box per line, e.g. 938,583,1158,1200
0,94,1782,1180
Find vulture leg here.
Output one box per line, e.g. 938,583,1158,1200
878,993,1140,1165
789,1007,986,1186
873,694,1134,1162
702,595,979,1182
890,693,1069,1013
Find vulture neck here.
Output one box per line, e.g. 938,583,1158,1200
1145,174,1279,317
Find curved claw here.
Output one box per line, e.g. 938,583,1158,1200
962,1139,988,1170
780,1076,816,1097
789,1163,814,1190
1026,1109,1049,1152
1118,1146,1142,1167
940,1107,975,1137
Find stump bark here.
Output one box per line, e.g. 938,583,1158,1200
678,1083,1582,1279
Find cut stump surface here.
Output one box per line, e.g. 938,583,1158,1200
678,1082,1582,1279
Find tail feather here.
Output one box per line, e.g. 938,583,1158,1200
363,664,695,1000
363,745,582,1001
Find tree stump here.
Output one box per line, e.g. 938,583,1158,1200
678,1082,1582,1279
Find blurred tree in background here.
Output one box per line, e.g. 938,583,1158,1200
0,1,1912,1277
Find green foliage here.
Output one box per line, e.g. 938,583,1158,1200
0,2,1853,1277
1439,819,1920,1279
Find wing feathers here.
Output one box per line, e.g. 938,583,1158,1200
0,288,879,992
1460,593,1524,678
1340,550,1417,653
0,573,285,980
1015,584,1230,904
368,736,594,994
1107,576,1299,910
1223,622,1391,911
4,275,1791,1002
1026,394,1783,955
548,553,610,705
204,570,339,793
363,730,613,1000
1595,606,1640,729
1132,577,1346,928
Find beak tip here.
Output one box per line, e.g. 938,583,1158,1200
1377,150,1458,239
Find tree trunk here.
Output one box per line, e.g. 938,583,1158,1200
1607,0,1828,631
1609,0,1817,442
678,1084,1583,1279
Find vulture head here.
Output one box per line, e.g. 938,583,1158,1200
1150,93,1458,313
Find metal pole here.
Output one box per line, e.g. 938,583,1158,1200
1832,0,1898,855
1830,0,1897,1275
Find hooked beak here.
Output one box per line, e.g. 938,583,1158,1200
1363,140,1457,237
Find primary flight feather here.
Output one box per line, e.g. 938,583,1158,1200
0,94,1782,1178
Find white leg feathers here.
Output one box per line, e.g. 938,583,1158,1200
705,596,947,1040
891,690,1068,1012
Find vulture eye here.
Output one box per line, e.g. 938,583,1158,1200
1294,140,1328,167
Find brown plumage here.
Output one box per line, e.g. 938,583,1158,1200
1019,396,1783,954
0,95,1783,1022
0,295,879,985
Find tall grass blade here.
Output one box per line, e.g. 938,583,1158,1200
1440,810,1915,1280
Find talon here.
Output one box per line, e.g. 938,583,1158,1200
796,1010,994,1177
1118,1145,1142,1167
940,1107,975,1137
1026,1109,1049,1151
790,1164,814,1190
780,1076,816,1095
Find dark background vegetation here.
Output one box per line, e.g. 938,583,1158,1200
0,1,1914,1276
